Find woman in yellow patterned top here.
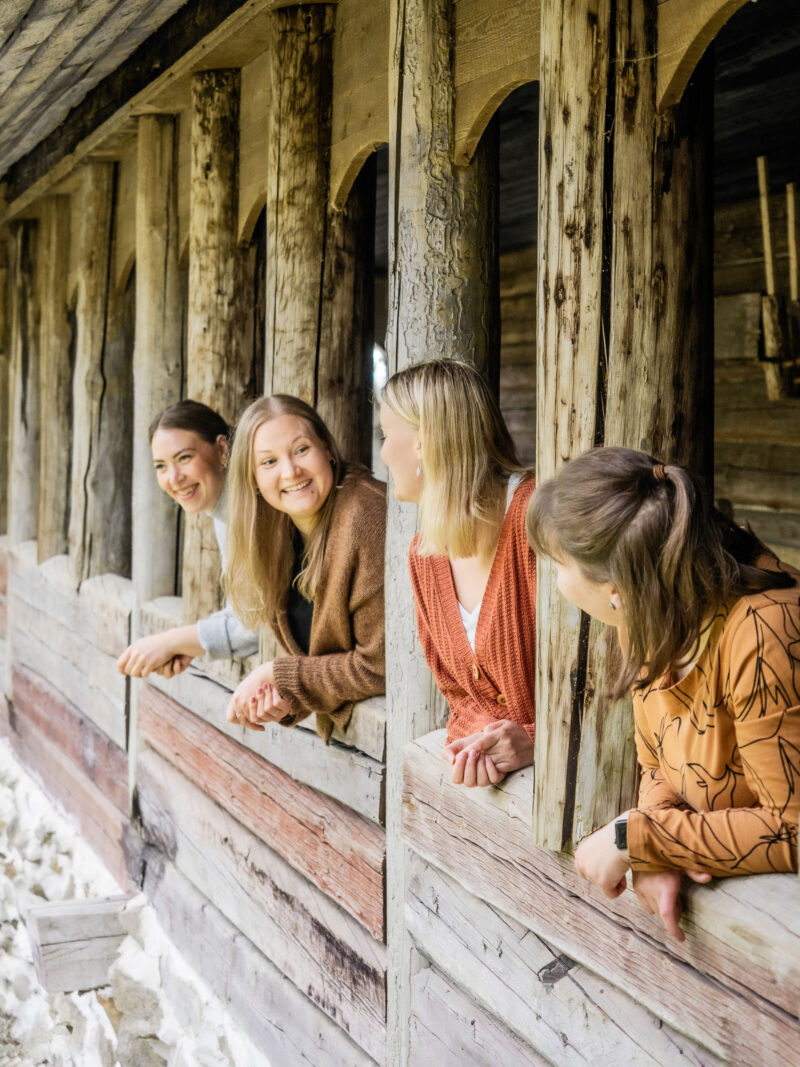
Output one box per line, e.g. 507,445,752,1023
526,447,800,941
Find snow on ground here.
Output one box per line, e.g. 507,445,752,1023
0,739,269,1067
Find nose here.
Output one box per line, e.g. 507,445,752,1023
166,462,185,490
280,454,301,480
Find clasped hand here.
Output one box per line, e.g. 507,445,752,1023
441,720,535,787
226,662,291,731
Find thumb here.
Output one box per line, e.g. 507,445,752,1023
482,720,505,733
686,870,712,883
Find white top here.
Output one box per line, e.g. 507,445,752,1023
456,474,524,652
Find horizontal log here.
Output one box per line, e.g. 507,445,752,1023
12,665,129,812
6,709,143,890
7,542,133,657
408,859,720,1066
137,748,386,1060
715,376,800,448
9,599,127,749
138,684,385,938
410,966,546,1067
143,662,384,822
732,508,800,566
140,595,387,761
402,731,800,1061
716,442,800,511
714,292,761,363
144,854,375,1066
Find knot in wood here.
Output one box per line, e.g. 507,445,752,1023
554,277,566,308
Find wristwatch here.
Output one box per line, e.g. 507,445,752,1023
614,813,629,852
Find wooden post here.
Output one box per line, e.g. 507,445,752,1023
132,115,182,603
535,0,714,848
385,0,499,1061
185,70,249,624
0,240,10,534
7,220,40,545
68,162,133,585
37,198,73,562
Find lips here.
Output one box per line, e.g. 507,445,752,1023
282,480,312,495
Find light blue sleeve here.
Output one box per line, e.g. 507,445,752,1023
194,509,259,660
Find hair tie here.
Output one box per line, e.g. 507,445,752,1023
652,463,667,482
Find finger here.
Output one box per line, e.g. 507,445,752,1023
475,756,491,788
442,735,475,761
659,884,685,941
485,755,504,785
462,751,479,788
481,720,505,733
450,750,467,785
242,719,265,732
686,870,711,883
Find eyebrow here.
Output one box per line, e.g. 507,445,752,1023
254,434,310,457
153,447,195,464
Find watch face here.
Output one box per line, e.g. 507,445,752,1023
614,818,628,851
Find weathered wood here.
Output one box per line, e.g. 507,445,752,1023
184,68,250,627
498,245,536,465
788,183,798,303
714,194,790,298
403,731,800,1060
408,859,721,1066
36,197,73,562
715,292,761,362
137,748,387,1061
26,894,139,994
7,220,40,545
758,155,777,296
132,114,182,603
12,664,129,813
138,683,385,938
6,706,143,890
69,161,133,584
656,0,747,109
715,370,800,448
0,242,9,535
715,441,800,512
410,967,547,1067
145,855,375,1067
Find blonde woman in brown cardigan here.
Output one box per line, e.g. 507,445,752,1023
224,395,386,740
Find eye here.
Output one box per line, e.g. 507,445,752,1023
259,457,275,467
178,453,193,463
296,444,310,455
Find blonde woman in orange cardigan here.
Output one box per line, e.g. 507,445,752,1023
380,359,536,787
527,446,800,940
223,395,386,741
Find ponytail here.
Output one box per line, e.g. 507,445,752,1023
526,447,793,697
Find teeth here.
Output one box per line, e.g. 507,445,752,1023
283,480,311,494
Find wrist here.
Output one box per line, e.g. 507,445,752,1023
614,811,631,856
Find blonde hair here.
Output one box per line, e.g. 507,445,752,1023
223,395,347,629
382,359,529,557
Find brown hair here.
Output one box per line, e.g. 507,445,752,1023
148,399,229,445
526,446,793,697
382,359,530,556
223,394,359,629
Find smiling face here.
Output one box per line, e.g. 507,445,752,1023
554,555,621,626
151,427,228,514
379,401,422,503
252,414,335,535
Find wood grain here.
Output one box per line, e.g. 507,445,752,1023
138,683,385,938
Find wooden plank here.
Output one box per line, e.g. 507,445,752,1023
731,508,800,568
716,442,800,512
36,197,73,562
657,0,747,109
714,292,762,363
403,731,800,1059
136,748,387,1061
410,967,547,1067
138,684,385,938
408,859,721,1066
144,855,376,1067
0,0,74,98
0,242,9,535
6,707,143,890
715,372,800,448
12,664,129,813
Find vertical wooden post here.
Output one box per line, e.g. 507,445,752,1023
185,70,249,625
0,240,10,534
385,0,499,1062
37,198,73,562
133,114,182,603
68,162,133,585
535,0,714,848
7,220,40,546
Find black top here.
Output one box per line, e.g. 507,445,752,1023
287,542,313,654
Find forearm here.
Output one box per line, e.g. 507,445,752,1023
272,646,385,722
162,624,205,659
196,607,259,660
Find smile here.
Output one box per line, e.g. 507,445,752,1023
282,480,312,495
175,486,198,500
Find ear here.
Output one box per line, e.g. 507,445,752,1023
608,586,622,612
216,434,230,467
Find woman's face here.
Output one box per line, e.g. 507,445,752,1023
554,555,621,626
252,414,334,535
151,427,227,514
379,401,422,503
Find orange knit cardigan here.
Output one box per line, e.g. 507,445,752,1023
408,477,537,744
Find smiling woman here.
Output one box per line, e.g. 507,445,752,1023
116,400,259,680
222,395,386,741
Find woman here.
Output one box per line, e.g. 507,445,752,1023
117,400,258,679
379,359,536,787
223,395,385,740
526,446,800,940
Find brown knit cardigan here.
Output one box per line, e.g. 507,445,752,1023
270,472,386,740
408,476,537,744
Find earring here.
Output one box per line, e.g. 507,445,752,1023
415,463,421,478
609,601,617,611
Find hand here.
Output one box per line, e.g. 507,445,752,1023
442,720,534,787
632,869,711,942
117,633,185,677
574,819,630,898
154,655,192,679
227,662,280,732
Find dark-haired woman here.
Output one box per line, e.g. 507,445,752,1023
117,400,259,679
527,447,800,940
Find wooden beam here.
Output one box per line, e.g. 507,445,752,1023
145,856,375,1066
403,732,800,1059
36,197,72,562
26,894,140,994
657,0,748,110
7,219,40,545
138,683,385,938
132,115,182,603
0,242,10,535
136,747,387,1061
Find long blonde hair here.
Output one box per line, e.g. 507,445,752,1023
382,359,529,557
223,395,346,629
